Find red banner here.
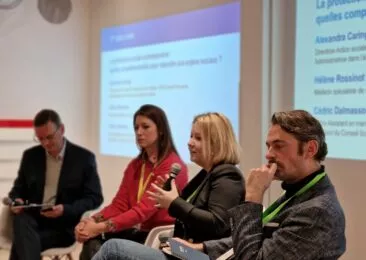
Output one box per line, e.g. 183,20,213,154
0,120,33,128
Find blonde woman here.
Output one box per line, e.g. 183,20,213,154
92,112,245,260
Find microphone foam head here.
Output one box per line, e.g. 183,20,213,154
2,197,12,206
170,163,182,177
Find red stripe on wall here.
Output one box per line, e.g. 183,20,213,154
0,120,33,128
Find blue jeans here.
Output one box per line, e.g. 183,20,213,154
91,239,169,260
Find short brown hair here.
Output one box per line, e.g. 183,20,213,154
271,110,327,161
193,112,240,167
33,109,62,128
133,104,178,163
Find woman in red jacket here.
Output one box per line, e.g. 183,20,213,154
75,104,188,260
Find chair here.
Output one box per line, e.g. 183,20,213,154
144,224,174,249
41,243,77,260
0,206,96,260
41,209,98,260
0,206,12,250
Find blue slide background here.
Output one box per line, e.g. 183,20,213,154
100,3,240,162
295,0,366,160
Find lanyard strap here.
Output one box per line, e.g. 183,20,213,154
186,173,211,203
262,172,326,225
186,187,200,203
137,163,154,202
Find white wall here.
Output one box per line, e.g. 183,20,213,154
0,0,91,200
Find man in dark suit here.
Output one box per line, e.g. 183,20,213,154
7,109,103,260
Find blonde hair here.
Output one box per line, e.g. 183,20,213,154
193,112,240,168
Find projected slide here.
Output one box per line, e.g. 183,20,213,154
295,0,366,160
100,2,240,161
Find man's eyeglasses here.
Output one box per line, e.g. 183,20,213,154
33,127,60,143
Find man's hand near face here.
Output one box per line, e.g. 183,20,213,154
245,163,278,204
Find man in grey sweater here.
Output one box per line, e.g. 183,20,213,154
178,110,346,259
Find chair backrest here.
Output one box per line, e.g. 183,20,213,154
144,225,174,249
0,206,13,249
41,209,99,258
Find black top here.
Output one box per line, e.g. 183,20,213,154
282,165,325,198
168,163,245,243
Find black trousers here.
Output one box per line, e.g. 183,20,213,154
9,212,75,260
79,228,149,260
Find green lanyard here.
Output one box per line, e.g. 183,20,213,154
186,173,210,203
186,187,200,203
262,172,326,225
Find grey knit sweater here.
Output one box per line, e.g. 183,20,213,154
204,175,346,260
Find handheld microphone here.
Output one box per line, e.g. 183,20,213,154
162,163,182,191
2,197,23,207
2,197,13,206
